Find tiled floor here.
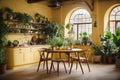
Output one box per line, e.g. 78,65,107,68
0,63,120,80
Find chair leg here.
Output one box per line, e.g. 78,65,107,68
63,62,67,73
78,60,84,74
49,61,53,74
76,62,78,70
37,59,41,72
57,62,59,72
86,60,90,72
57,62,60,75
52,63,55,71
43,60,45,69
69,60,73,74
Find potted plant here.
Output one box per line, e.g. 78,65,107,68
100,31,116,64
112,27,120,67
74,40,81,45
92,44,102,63
4,7,14,20
0,8,9,74
34,13,44,23
45,21,64,38
79,32,92,45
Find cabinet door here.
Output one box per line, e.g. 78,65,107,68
23,48,34,64
30,47,40,63
13,48,24,66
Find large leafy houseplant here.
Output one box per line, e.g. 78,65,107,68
0,8,9,73
45,21,64,38
46,36,68,47
92,44,102,55
92,44,103,63
112,27,120,67
112,27,120,58
100,31,117,63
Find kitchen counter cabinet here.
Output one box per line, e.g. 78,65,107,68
6,45,50,69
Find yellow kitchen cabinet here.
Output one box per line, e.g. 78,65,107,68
31,47,40,63
6,45,50,69
7,48,24,69
23,48,34,64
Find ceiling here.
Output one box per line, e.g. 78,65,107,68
27,0,74,8
27,0,73,3
27,0,94,10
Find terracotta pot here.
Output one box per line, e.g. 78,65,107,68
0,64,7,74
93,55,101,63
116,58,120,68
107,56,114,64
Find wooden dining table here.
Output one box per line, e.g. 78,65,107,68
44,48,87,74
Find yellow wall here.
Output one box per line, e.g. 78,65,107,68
0,0,52,42
0,0,52,20
1,0,120,44
52,0,120,44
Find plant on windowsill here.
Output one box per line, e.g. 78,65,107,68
79,32,92,45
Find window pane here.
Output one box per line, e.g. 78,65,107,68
110,6,120,33
70,9,92,40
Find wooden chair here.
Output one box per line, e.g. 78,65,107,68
49,52,68,75
37,48,55,73
69,49,91,74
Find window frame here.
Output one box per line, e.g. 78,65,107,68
109,6,120,33
69,8,92,40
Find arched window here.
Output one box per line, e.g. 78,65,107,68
109,6,120,33
69,9,92,40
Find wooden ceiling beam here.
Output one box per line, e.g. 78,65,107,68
85,0,94,11
27,0,45,3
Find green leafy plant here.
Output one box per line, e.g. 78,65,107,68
112,27,120,58
34,13,44,22
92,44,102,55
79,32,92,45
0,8,9,65
4,7,14,20
100,31,117,56
45,21,64,38
65,23,72,30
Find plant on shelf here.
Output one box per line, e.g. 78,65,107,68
4,7,14,20
23,13,33,23
0,8,9,74
34,13,45,23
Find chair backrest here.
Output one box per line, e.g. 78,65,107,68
83,49,91,60
38,48,46,59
